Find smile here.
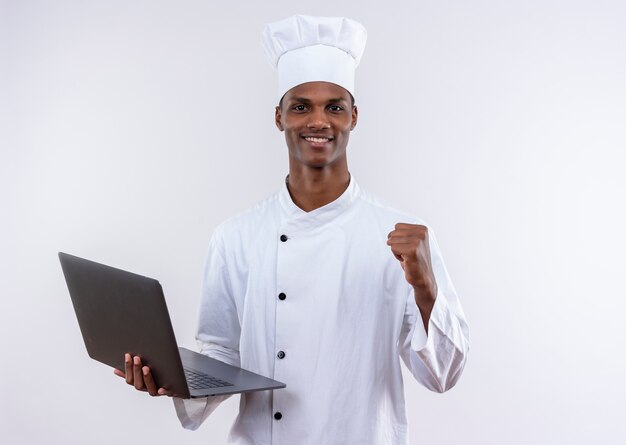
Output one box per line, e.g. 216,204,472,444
303,136,332,143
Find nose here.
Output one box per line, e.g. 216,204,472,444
306,108,330,130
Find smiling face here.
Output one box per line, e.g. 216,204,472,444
275,81,358,170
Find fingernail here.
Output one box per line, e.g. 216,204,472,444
142,367,149,376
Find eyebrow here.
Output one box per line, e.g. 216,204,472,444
287,97,349,104
327,98,349,104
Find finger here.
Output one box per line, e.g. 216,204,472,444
390,228,427,237
386,236,418,245
389,244,409,261
113,368,125,378
157,387,174,397
390,223,428,233
387,229,425,241
124,353,133,385
390,242,421,259
133,356,146,391
394,222,427,230
387,239,419,253
387,231,412,241
142,366,159,396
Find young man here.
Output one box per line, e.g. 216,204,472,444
116,15,469,444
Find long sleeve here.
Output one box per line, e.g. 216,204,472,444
398,228,470,393
173,229,242,430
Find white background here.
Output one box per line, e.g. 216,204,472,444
2,1,625,444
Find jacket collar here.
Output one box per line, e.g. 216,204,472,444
278,174,360,231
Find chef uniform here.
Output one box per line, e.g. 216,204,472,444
173,15,469,445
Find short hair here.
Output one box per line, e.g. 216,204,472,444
278,91,356,110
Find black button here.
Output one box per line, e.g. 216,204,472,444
274,412,282,420
277,351,285,359
280,234,288,242
278,292,286,301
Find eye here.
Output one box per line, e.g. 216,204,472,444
328,105,344,112
291,104,307,112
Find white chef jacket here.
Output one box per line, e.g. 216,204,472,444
173,177,469,445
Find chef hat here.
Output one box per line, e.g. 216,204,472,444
261,15,367,101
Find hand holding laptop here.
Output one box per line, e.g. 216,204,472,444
113,353,174,397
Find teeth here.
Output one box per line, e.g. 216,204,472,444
305,137,330,143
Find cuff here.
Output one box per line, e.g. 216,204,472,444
173,394,230,430
410,289,448,352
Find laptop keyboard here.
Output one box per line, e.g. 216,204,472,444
184,368,234,390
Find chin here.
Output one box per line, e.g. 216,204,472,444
306,156,343,169
289,144,346,169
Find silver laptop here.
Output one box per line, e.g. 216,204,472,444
59,252,286,399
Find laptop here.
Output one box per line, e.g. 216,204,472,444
59,252,286,399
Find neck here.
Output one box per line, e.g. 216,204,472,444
286,164,351,212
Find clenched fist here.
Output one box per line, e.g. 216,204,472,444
387,223,438,329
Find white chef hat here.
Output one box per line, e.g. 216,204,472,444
261,15,367,102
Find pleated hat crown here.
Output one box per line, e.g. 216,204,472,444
261,15,367,101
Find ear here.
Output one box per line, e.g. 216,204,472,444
275,106,284,131
350,105,358,131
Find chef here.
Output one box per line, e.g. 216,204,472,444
116,14,470,445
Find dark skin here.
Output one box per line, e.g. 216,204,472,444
115,81,437,395
274,81,355,212
113,353,173,396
